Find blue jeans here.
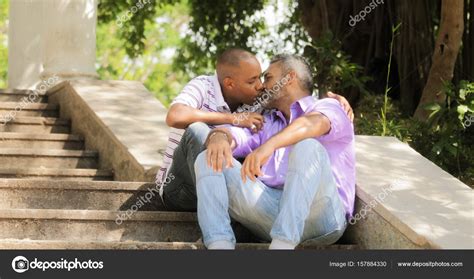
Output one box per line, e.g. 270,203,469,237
194,138,347,247
162,122,211,211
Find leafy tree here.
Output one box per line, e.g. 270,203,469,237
98,0,266,76
172,0,266,76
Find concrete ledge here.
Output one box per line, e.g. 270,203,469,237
344,136,473,249
47,80,170,182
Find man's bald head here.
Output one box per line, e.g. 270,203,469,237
214,48,263,107
216,48,257,84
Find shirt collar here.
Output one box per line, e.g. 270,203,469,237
211,73,229,109
290,95,316,113
269,95,316,124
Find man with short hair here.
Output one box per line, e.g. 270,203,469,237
158,48,265,211
159,49,354,212
194,54,355,249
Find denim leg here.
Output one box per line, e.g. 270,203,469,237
195,138,347,247
223,160,281,242
195,149,282,245
162,122,211,211
270,138,347,246
194,150,236,247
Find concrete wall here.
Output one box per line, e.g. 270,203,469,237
344,136,473,249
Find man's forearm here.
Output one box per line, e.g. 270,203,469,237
264,113,330,150
166,104,232,129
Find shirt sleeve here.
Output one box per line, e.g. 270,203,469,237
171,78,207,109
226,125,261,158
311,99,354,143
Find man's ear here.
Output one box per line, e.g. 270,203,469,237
284,71,297,86
223,77,234,90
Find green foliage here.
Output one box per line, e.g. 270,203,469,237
381,23,401,136
0,0,8,88
173,0,267,76
303,32,370,98
96,0,372,99
98,0,267,76
416,81,474,183
98,0,161,58
355,92,412,140
96,0,191,106
273,0,308,56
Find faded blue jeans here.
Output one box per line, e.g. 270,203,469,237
194,138,347,248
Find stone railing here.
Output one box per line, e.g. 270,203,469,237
47,80,169,182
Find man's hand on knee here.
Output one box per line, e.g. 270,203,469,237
205,129,234,172
241,143,274,183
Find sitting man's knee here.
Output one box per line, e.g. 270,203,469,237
187,122,209,134
184,122,210,141
195,150,208,167
294,138,324,152
194,150,225,179
290,138,329,164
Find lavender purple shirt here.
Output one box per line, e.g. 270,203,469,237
228,96,356,217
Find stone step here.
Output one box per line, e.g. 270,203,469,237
0,91,48,103
0,102,59,117
0,209,204,242
0,179,160,210
0,148,99,168
0,89,38,94
0,168,113,181
0,239,358,250
0,208,261,243
0,116,70,133
0,132,84,150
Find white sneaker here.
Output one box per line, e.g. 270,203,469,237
207,240,235,250
269,238,296,250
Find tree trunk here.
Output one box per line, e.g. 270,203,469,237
393,0,437,115
297,0,439,113
414,0,464,121
461,0,473,80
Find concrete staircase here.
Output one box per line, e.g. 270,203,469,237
0,89,113,180
0,89,356,250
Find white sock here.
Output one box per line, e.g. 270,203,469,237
269,238,297,250
207,240,235,250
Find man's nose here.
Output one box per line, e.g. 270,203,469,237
255,79,264,91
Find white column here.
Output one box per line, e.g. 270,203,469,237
40,0,99,81
7,0,99,89
7,0,44,89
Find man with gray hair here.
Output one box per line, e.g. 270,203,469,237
194,54,355,249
